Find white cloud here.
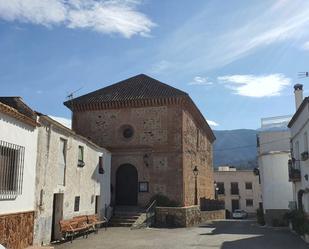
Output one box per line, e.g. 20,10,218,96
302,41,309,51
189,76,213,86
49,115,72,129
152,0,309,74
207,119,219,127
0,0,155,38
218,74,291,98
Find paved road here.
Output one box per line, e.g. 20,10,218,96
55,220,308,249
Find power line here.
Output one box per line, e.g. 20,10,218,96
213,137,290,152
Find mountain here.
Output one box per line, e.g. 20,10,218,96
213,129,258,169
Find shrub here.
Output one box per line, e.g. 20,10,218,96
256,208,265,226
285,210,309,235
149,194,180,207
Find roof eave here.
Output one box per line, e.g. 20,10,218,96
288,97,309,128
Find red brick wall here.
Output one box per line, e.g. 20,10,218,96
182,110,214,206
72,104,214,207
73,105,184,206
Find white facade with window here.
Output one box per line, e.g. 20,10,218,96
288,98,309,215
0,106,38,214
214,167,261,215
33,115,111,246
257,116,294,225
0,99,39,249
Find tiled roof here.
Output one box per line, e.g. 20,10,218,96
0,97,37,121
64,74,188,107
64,74,215,142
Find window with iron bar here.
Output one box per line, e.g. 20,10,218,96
0,140,25,200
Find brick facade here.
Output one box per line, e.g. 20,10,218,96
67,74,215,207
182,110,214,206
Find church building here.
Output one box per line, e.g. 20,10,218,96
64,74,215,207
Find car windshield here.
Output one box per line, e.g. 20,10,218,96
234,210,242,213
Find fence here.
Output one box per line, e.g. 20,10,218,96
200,198,225,211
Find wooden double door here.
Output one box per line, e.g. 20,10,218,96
116,164,138,206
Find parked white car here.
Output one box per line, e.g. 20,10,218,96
232,209,248,219
0,244,6,249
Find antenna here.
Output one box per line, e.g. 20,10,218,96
298,72,309,79
66,87,83,128
66,87,83,101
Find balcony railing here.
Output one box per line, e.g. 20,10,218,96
218,189,225,195
230,188,239,195
288,159,301,182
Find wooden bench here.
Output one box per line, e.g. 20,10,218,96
87,214,108,232
59,219,91,243
74,214,108,233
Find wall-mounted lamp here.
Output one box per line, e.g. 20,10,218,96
143,154,150,167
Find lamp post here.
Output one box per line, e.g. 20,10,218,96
214,181,219,200
193,166,199,205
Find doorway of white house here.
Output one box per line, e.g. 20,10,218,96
51,193,64,242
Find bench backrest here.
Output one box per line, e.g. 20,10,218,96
73,215,88,222
59,220,74,232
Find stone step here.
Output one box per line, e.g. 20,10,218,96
114,211,142,216
112,214,140,219
110,206,145,227
109,215,141,227
109,222,134,227
110,217,138,222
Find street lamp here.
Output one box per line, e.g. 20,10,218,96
214,181,219,200
193,166,199,205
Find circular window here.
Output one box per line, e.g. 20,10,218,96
120,125,134,140
123,127,134,138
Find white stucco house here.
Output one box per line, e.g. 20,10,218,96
214,166,262,215
0,97,39,249
257,115,294,225
288,84,309,216
33,114,111,246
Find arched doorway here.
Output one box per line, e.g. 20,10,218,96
116,164,138,206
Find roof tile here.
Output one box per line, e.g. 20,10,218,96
64,74,187,107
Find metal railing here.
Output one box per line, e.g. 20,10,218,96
145,199,157,227
0,140,25,199
218,189,225,195
200,198,225,211
288,159,301,182
230,188,239,195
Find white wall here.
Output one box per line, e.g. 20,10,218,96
258,130,290,154
100,152,111,219
214,170,261,213
0,112,38,214
34,118,111,245
259,152,293,210
290,101,309,213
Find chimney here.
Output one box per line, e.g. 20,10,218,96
294,84,303,110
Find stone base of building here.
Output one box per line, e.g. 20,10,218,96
200,210,225,222
264,209,289,226
0,211,34,249
155,206,225,227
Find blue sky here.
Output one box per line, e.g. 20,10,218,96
0,0,309,130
